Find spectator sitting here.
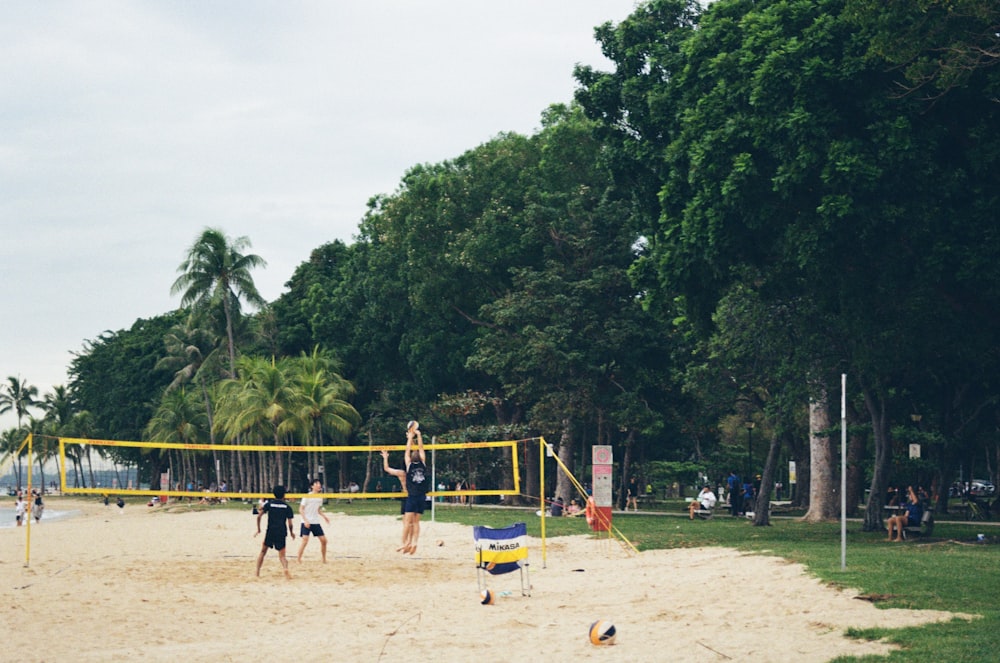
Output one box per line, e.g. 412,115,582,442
565,498,582,516
689,485,718,519
550,496,564,517
886,486,923,542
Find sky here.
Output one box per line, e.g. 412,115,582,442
0,1,640,431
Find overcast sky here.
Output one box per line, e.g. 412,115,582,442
0,1,640,431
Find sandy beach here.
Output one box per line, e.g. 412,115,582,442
1,499,961,662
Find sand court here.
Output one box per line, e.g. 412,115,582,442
1,499,961,662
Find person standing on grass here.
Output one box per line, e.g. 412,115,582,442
727,470,743,517
255,485,295,578
297,478,330,563
627,476,640,512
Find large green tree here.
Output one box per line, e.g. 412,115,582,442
577,0,1000,528
68,313,181,443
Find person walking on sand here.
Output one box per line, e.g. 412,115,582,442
15,494,26,526
296,478,330,563
32,491,44,523
255,485,296,579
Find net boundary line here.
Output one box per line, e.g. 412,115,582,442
56,436,525,500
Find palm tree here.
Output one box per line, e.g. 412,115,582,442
0,428,26,487
145,387,209,492
0,375,41,428
39,385,77,492
291,348,361,489
214,356,301,489
156,315,225,484
0,376,41,487
170,228,267,378
67,410,100,488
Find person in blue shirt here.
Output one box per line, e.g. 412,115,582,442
886,486,923,542
727,471,743,517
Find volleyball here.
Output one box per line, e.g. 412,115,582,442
480,589,495,605
407,420,419,431
588,619,617,645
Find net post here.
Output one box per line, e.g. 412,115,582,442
539,436,547,568
431,436,436,523
24,433,33,567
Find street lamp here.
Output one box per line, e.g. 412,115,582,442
745,421,755,478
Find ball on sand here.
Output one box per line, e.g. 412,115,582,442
589,619,617,645
480,589,495,605
436,539,444,547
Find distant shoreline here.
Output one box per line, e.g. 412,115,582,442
0,507,80,528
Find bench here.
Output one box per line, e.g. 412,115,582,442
902,510,934,539
683,498,714,520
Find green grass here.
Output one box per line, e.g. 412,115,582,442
66,495,1000,659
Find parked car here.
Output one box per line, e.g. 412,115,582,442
970,479,996,497
950,479,996,498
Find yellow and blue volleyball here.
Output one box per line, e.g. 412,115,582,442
480,589,495,605
589,619,617,645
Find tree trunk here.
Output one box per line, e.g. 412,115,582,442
618,431,635,511
554,418,575,504
752,429,784,526
804,385,838,521
862,386,892,531
845,405,866,517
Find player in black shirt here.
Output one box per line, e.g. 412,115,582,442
255,485,296,578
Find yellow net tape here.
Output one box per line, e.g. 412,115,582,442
57,436,521,500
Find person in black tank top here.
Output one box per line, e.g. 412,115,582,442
394,421,427,554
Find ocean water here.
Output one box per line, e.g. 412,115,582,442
0,508,78,528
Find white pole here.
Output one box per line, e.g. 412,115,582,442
841,373,847,570
431,436,436,523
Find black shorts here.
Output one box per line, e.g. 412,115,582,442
263,531,287,550
403,494,426,514
299,523,325,537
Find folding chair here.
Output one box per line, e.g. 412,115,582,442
474,522,530,597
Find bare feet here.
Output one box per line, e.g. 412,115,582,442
284,569,293,579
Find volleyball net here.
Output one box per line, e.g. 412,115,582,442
55,436,522,501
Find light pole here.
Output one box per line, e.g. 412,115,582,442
745,421,755,479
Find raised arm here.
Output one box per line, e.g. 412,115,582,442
414,429,426,464
381,449,405,482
